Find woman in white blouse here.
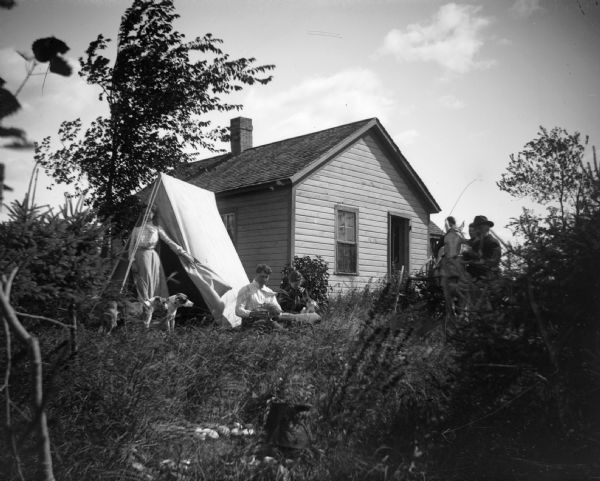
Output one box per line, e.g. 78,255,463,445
129,204,195,303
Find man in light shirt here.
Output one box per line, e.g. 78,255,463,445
236,264,283,328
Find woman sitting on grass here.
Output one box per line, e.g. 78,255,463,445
278,269,312,314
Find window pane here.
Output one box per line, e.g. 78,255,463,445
337,211,346,240
336,242,357,273
221,213,235,243
345,214,355,242
337,210,356,243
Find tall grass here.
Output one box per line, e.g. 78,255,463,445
1,284,454,481
3,279,597,480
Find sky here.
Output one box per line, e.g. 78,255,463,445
1,0,599,241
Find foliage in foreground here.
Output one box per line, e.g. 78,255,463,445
0,197,109,319
0,289,456,481
2,274,598,481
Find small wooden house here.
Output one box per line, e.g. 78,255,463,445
177,117,441,291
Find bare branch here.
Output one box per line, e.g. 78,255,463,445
1,279,56,480
2,316,26,481
14,311,71,330
1,317,11,392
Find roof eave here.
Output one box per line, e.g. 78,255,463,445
212,178,293,197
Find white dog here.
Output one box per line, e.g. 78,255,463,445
143,296,168,329
163,293,194,333
300,295,318,314
122,294,193,332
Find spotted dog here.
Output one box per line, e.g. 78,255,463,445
163,293,194,333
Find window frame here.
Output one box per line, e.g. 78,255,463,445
334,204,359,276
220,211,237,246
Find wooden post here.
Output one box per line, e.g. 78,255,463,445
392,265,405,314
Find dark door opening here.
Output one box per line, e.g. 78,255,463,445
389,215,409,276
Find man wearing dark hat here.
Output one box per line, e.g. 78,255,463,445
462,222,480,278
468,215,501,280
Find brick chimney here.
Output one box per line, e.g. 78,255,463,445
230,117,253,155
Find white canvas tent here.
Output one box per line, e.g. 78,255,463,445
116,173,248,327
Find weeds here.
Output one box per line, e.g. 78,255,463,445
2,276,599,480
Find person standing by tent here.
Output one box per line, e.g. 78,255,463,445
236,264,283,328
129,204,195,304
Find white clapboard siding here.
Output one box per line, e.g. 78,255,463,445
216,187,291,287
294,132,430,292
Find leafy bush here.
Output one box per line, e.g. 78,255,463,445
370,272,445,321
0,197,109,319
280,255,330,309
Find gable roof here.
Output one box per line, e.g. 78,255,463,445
429,221,445,237
180,118,440,212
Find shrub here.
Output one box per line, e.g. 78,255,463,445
0,197,109,319
280,256,330,309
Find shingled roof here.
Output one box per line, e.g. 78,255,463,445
179,118,440,212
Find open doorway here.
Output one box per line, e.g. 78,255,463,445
389,215,409,276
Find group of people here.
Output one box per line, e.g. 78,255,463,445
235,264,315,329
435,214,502,282
130,203,501,329
432,214,502,322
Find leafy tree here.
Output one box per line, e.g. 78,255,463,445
497,126,591,229
36,0,274,227
497,128,600,439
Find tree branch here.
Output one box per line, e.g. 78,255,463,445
2,315,25,481
14,311,71,330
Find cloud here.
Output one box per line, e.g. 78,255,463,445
378,3,493,74
439,94,465,109
394,129,420,146
496,37,512,46
240,68,396,145
510,0,543,18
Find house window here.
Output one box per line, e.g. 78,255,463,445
221,212,236,244
335,206,358,275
